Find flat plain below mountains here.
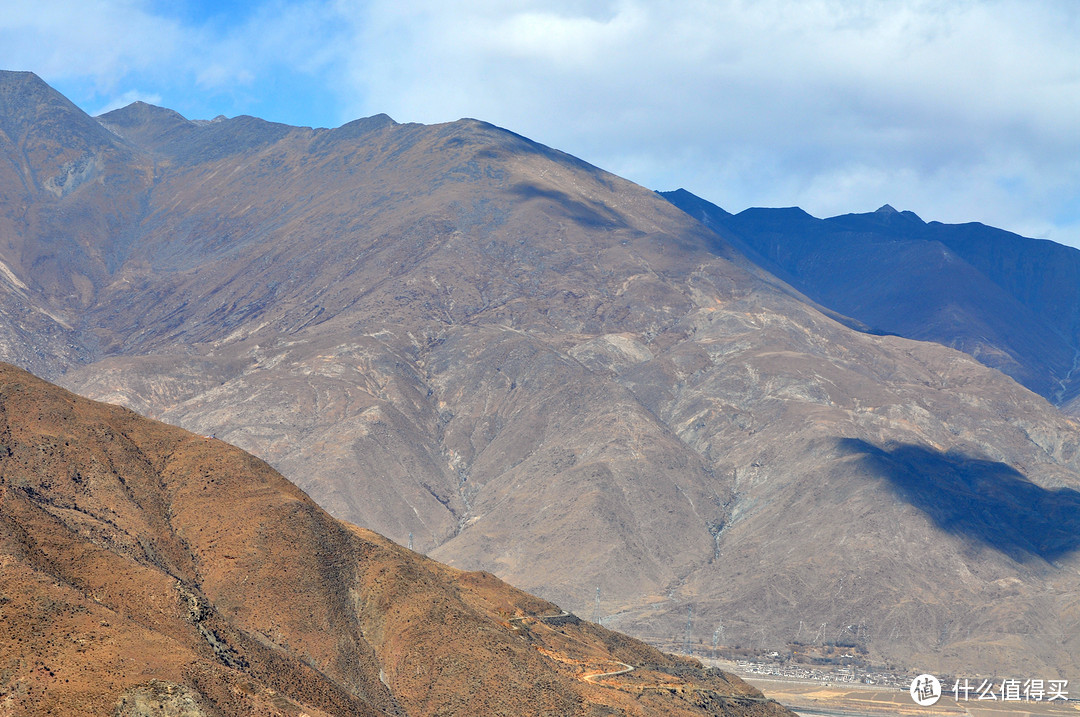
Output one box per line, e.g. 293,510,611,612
3,70,1080,680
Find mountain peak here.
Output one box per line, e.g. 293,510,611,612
825,204,926,233
326,112,398,141
0,69,110,144
0,70,134,198
874,203,924,224
735,205,818,227
95,105,295,161
98,100,192,130
0,69,59,99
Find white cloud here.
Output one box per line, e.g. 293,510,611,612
0,0,186,90
0,0,348,121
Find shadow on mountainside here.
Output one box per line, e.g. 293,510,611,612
839,438,1080,562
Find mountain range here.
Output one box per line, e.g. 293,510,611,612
662,188,1080,407
0,361,788,715
2,69,1080,682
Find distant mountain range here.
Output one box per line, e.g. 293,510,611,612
662,188,1080,406
2,69,1080,684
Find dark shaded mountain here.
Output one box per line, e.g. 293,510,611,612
0,362,789,716
839,438,1080,561
661,189,1080,404
2,71,1080,680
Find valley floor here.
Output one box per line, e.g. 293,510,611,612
717,672,1080,717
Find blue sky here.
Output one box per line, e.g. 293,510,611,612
2,0,1079,247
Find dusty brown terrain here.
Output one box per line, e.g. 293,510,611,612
0,362,792,716
1,70,1080,678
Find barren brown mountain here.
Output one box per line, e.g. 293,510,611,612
0,362,790,716
3,70,1080,679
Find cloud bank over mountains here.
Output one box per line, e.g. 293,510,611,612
3,0,1078,246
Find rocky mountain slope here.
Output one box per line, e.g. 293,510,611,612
2,70,1080,678
0,362,789,716
661,188,1080,405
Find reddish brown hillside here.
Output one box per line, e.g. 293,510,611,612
0,362,790,717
